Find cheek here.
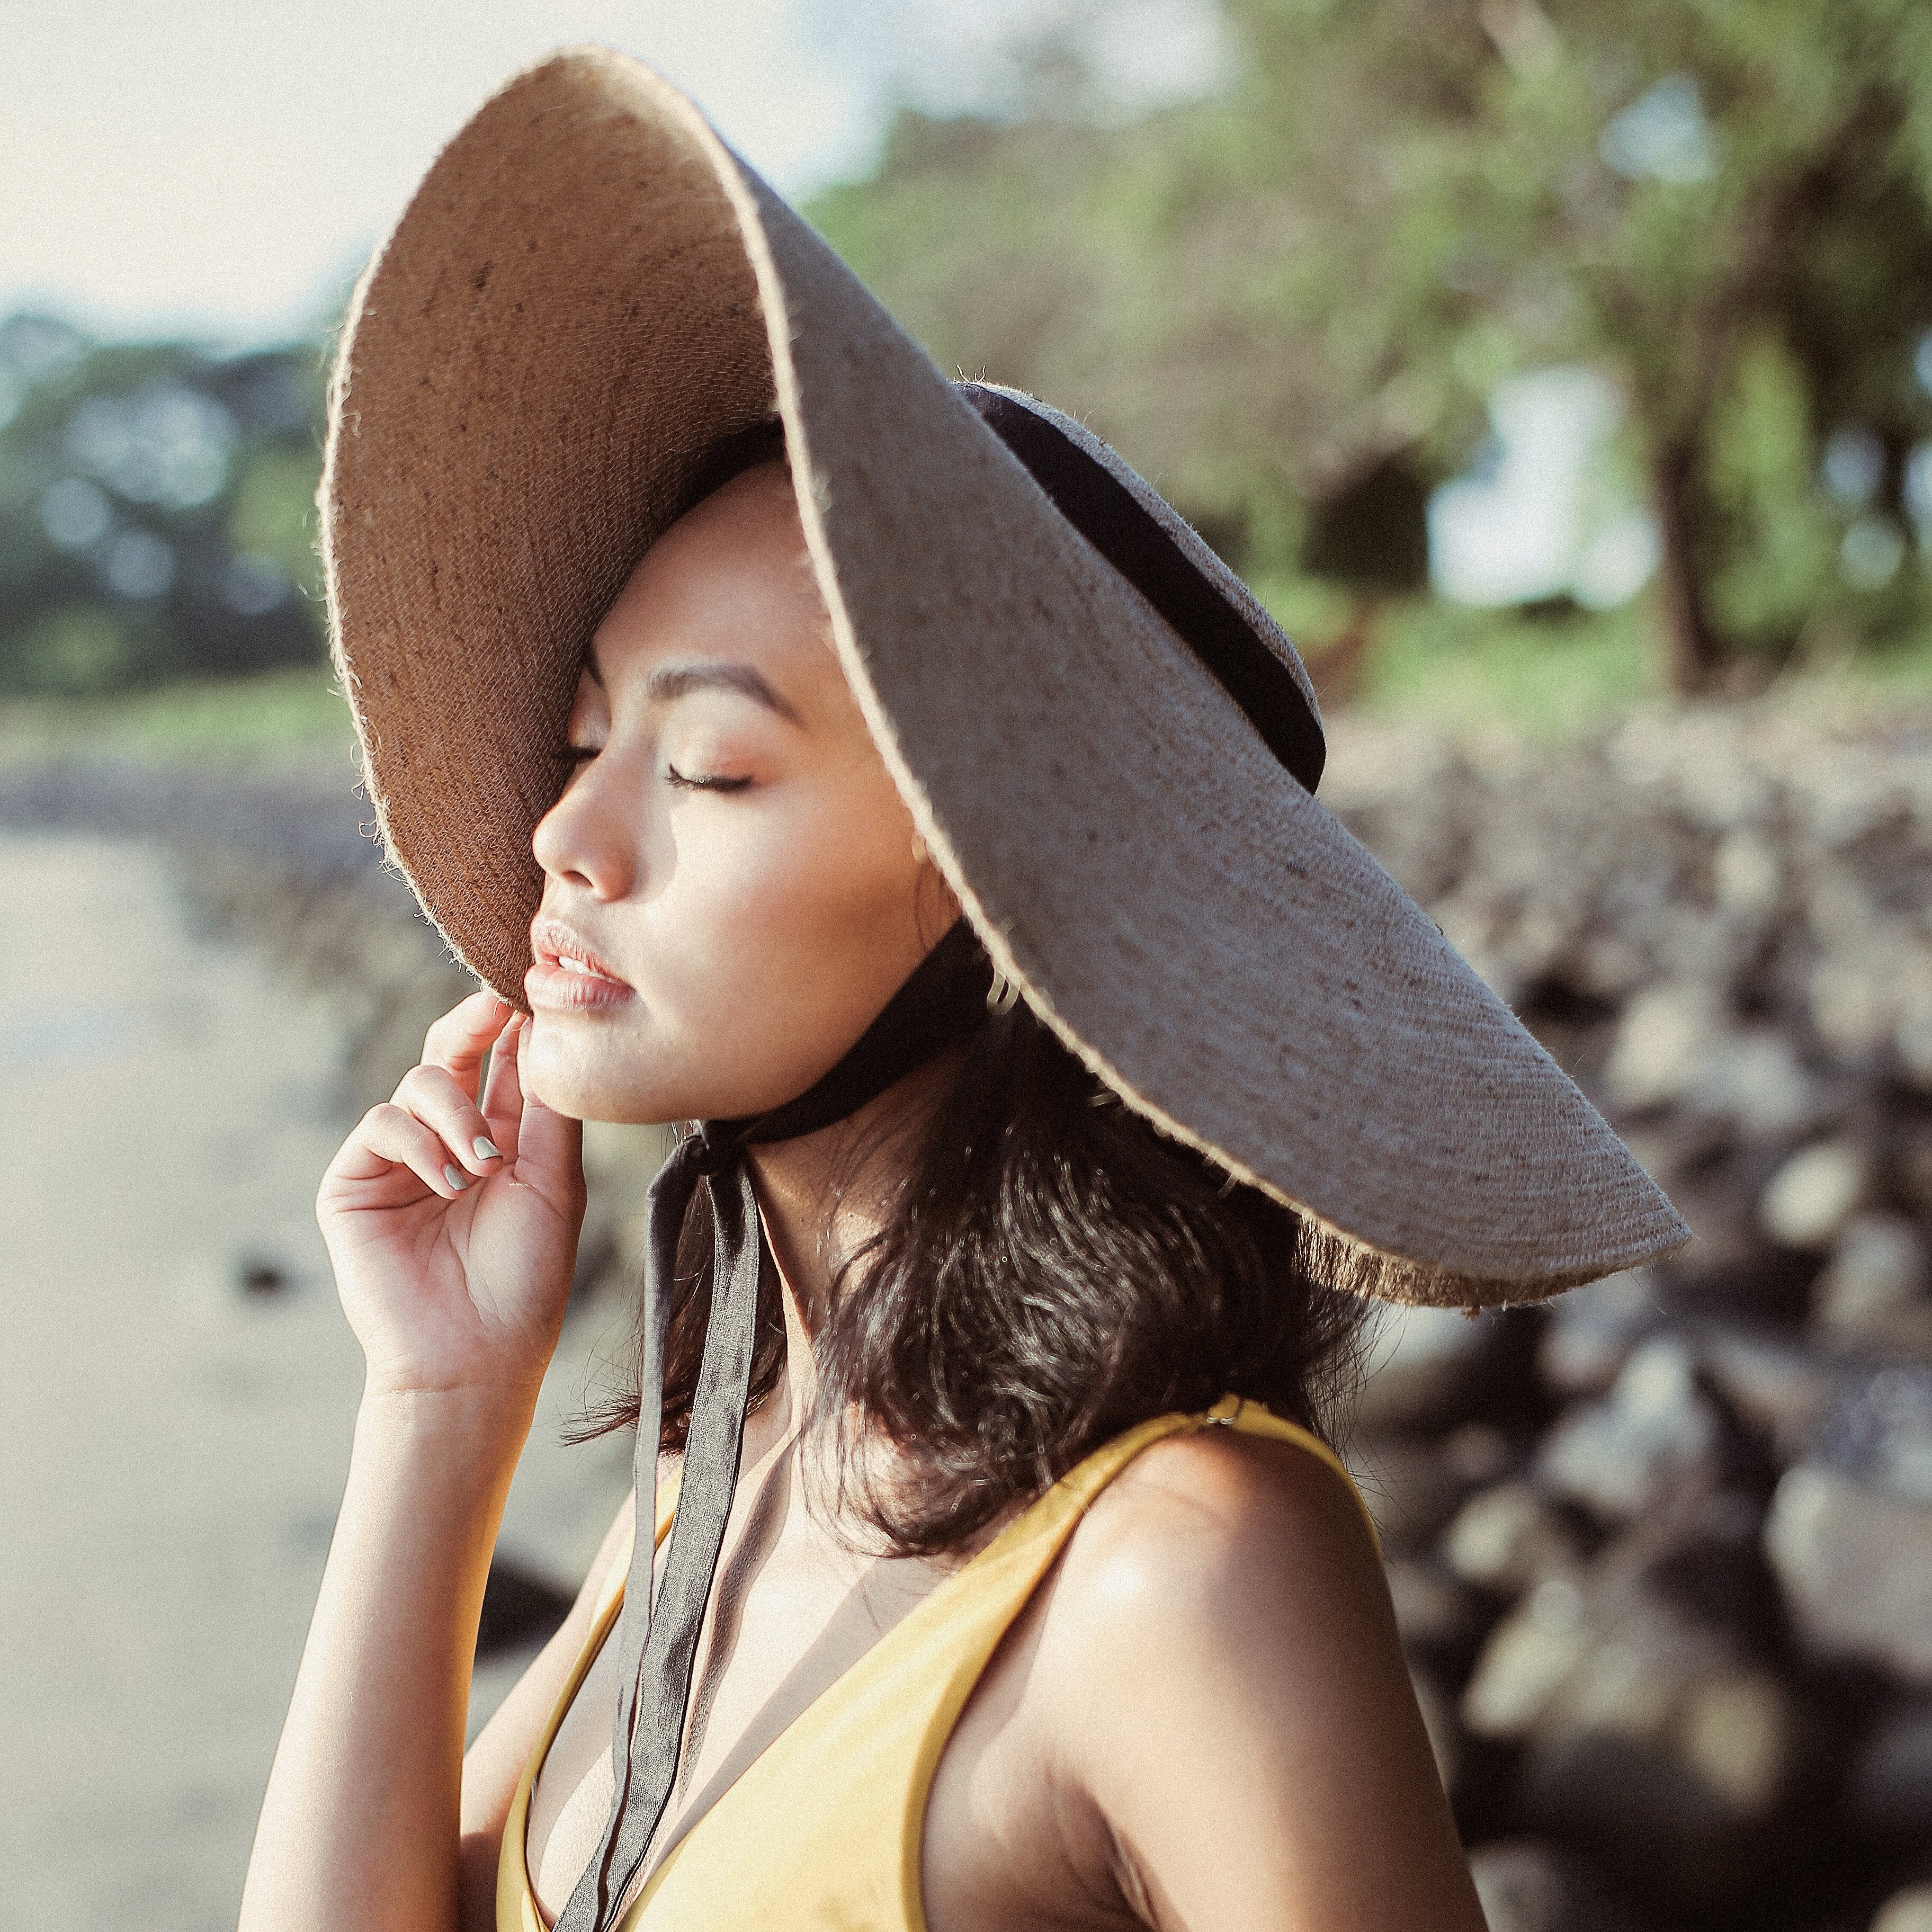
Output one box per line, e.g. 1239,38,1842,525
646,774,935,1105
679,779,920,972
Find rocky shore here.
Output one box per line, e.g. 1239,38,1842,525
12,695,1929,1931
1324,702,1932,1932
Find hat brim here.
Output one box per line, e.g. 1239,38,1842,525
323,47,1688,1306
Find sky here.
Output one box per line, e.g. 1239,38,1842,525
1,0,872,340
1430,369,1660,610
0,0,1632,604
0,0,1227,343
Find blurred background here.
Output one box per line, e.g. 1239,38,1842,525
3,3,1930,1929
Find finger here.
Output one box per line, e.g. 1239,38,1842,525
421,988,515,1101
335,1101,481,1201
392,1063,508,1178
478,1010,527,1161
506,1007,585,1218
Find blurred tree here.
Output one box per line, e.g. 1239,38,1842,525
1396,0,1932,686
811,0,1932,691
0,315,326,698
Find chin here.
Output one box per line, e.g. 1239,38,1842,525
524,1015,689,1126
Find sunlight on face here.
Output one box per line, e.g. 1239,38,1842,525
523,461,955,1124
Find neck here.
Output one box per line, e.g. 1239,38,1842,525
744,1044,964,1345
738,1046,965,1531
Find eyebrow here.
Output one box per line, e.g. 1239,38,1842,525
645,661,801,723
581,645,800,724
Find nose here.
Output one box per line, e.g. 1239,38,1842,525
532,755,640,900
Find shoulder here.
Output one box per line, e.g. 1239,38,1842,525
1015,1426,1481,1926
1051,1423,1384,1652
1025,1422,1403,1792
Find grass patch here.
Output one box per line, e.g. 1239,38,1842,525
0,664,357,771
3,600,1929,777
1256,578,1932,739
1362,597,1654,738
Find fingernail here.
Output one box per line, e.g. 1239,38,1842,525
473,1136,502,1161
443,1164,471,1191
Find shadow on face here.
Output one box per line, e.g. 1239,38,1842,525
524,460,958,1125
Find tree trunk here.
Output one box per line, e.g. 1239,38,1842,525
1650,443,1724,695
1308,595,1379,710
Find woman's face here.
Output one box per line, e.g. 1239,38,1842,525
524,461,954,1124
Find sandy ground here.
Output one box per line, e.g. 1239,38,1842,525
0,829,637,1930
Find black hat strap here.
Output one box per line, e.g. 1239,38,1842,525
553,919,995,1932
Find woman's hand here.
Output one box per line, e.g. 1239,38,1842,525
247,996,583,1932
318,990,587,1404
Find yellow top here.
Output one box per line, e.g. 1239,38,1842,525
497,1395,1375,1931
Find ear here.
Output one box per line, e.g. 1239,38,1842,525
913,843,962,938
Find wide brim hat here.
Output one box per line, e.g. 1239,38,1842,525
320,47,1687,1309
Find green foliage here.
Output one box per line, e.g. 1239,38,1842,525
1361,594,1656,736
228,444,327,598
0,664,354,769
809,0,1932,687
0,314,327,699
1703,332,1838,646
8,603,135,696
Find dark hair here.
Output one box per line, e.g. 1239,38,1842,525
675,415,789,518
577,1003,1369,1557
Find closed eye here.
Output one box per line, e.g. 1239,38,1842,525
666,764,753,793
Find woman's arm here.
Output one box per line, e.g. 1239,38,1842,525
456,1496,636,1924
1048,1431,1488,1932
241,1388,531,1931
239,994,586,1932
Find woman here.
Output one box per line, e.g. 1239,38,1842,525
240,49,1686,1932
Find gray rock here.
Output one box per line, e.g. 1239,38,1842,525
1463,1555,1800,1901
1764,1463,1932,1681
1354,1303,1499,1435
1313,704,1932,1894
1829,1366,1932,1504
1760,1140,1872,1249
1408,1663,1462,1795
1468,1840,1642,1932
1539,1271,1662,1396
1874,1886,1932,1932
1572,929,1650,1001
1815,1214,1932,1353
1712,826,1783,919
1604,982,1722,1112
1385,1555,1483,1652
1347,1435,1472,1551
1693,1027,1819,1137
1753,1365,1932,1681
1461,1576,1594,1739
1441,1480,1584,1598
1847,1697,1932,1839
1439,1420,1516,1487
1701,1325,1841,1462
1537,1336,1721,1522
1463,1571,1796,1805
1811,944,1906,1061
1899,1003,1932,1090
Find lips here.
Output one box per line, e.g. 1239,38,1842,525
526,916,636,1014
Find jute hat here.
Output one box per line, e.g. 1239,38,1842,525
321,46,1688,1310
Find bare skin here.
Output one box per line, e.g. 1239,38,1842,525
240,464,1487,1932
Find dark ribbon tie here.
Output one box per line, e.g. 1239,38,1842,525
553,919,994,1932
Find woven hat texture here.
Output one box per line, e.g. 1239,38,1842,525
322,47,1688,1308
